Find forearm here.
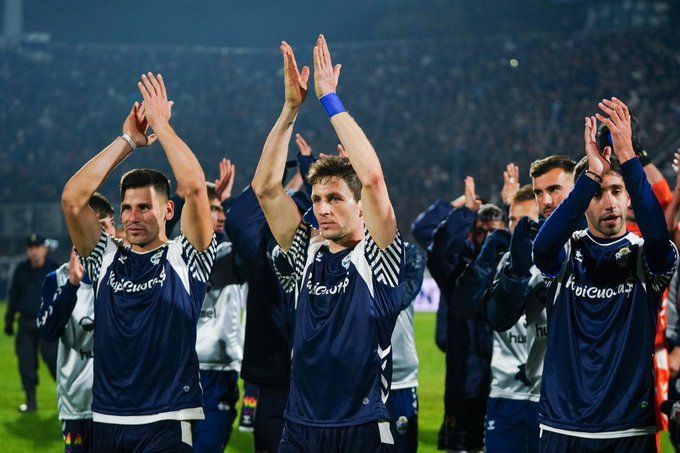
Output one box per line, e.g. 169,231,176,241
533,173,599,274
411,199,454,249
38,281,79,342
665,192,680,233
252,104,299,198
330,112,384,188
62,138,132,211
622,158,675,271
153,122,206,196
486,266,530,331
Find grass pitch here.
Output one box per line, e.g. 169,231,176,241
0,305,671,451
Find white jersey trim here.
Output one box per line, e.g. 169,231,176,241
539,423,656,439
92,407,204,425
489,390,532,401
390,380,418,390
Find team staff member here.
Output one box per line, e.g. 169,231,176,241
5,233,58,412
533,99,676,451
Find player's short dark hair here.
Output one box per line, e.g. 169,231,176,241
573,156,621,182
88,192,114,219
512,184,536,205
206,182,218,201
307,157,362,201
120,169,171,201
478,203,505,223
529,155,576,179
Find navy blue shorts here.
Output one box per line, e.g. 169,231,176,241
193,369,240,452
279,420,396,453
438,395,487,451
386,387,418,453
93,420,193,452
485,398,539,453
254,385,289,453
63,418,93,453
539,429,655,453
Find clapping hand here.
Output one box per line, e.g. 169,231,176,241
282,41,309,109
584,116,611,179
464,176,482,212
501,163,520,206
596,97,635,164
137,72,174,131
214,158,236,202
313,34,342,99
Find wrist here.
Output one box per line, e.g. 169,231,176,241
585,170,603,184
319,92,346,118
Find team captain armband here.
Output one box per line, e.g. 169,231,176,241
319,92,346,118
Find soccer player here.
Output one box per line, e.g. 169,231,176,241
533,98,677,451
485,155,576,451
421,176,505,453
38,192,116,452
388,242,426,453
5,232,59,412
251,35,404,451
193,182,247,451
60,73,216,450
455,184,541,453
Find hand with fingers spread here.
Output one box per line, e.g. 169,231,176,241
319,144,349,160
595,97,635,163
584,115,612,180
500,163,520,206
122,101,157,148
313,34,342,99
137,72,174,130
214,158,236,202
281,41,309,109
464,176,482,212
295,133,313,157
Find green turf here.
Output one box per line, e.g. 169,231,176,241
0,304,673,451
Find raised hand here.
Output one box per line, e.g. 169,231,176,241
509,216,539,278
122,101,157,147
137,72,174,130
595,97,635,163
584,115,611,178
319,144,349,160
464,176,482,212
500,163,520,206
214,158,236,202
295,133,313,156
281,41,309,109
313,34,342,99
68,248,84,286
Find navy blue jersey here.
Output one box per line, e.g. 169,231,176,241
80,232,216,423
273,224,405,427
534,161,677,437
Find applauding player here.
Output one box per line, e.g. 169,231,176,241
61,73,216,451
533,98,677,452
252,35,404,451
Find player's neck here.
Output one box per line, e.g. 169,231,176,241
130,235,168,253
328,229,364,254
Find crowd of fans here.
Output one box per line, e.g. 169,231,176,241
0,28,679,240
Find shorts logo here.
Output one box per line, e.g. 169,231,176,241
487,420,496,431
641,400,649,408
396,415,409,434
575,250,583,262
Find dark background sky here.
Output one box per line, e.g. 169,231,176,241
17,0,595,47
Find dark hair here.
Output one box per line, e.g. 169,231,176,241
478,203,505,223
512,184,536,205
573,156,621,182
120,169,171,201
89,192,114,219
206,182,218,201
307,157,362,201
529,155,576,179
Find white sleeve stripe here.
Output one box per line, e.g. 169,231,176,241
80,233,108,284
364,229,403,288
181,235,217,283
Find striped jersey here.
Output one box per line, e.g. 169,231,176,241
273,224,405,427
80,232,216,424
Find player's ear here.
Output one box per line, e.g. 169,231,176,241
165,199,174,221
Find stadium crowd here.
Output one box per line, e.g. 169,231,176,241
2,26,680,453
1,28,679,241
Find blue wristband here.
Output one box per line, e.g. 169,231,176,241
319,93,346,118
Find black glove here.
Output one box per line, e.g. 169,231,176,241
477,229,511,270
4,322,14,336
509,217,539,278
